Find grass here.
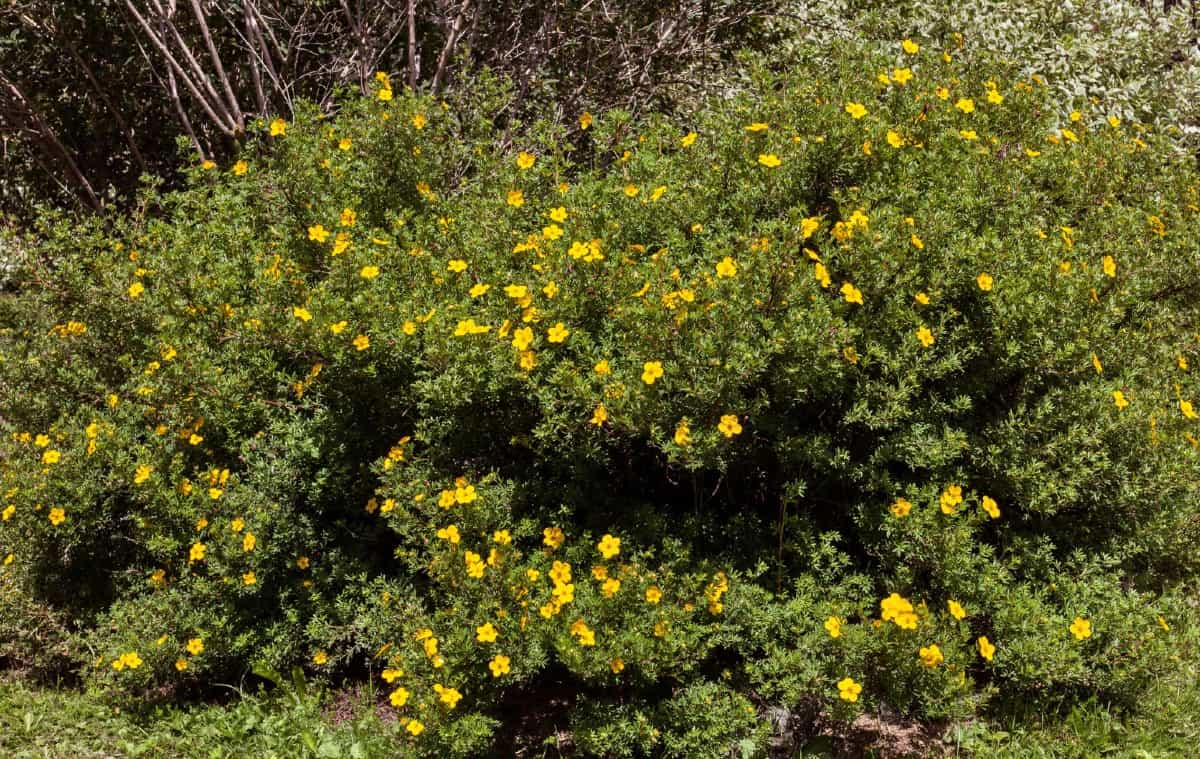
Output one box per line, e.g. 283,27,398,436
2,616,1197,758
2,672,1196,758
0,676,400,758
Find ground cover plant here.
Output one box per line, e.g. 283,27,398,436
2,32,1200,756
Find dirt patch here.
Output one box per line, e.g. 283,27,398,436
765,699,950,758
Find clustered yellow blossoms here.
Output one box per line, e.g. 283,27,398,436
10,44,1190,744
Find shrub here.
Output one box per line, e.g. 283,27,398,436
2,38,1199,754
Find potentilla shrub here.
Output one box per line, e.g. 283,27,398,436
1,41,1199,755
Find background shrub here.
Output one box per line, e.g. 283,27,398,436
2,33,1199,754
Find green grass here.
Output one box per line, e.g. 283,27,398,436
0,677,400,758
3,675,1196,758
1,641,1196,758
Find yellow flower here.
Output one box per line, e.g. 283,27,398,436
948,600,966,620
547,323,570,343
1103,255,1116,277
940,484,963,514
840,282,863,305
542,224,564,240
448,259,468,273
886,130,904,148
745,122,769,132
597,534,621,559
388,686,410,707
269,118,287,136
1113,390,1129,409
511,327,534,351
681,131,698,147
901,38,919,54
48,507,66,526
891,67,913,85
641,361,664,385
589,404,608,427
718,414,743,438
978,636,996,662
475,622,499,643
506,189,525,208
489,655,511,677
436,525,461,544
42,449,61,465
330,320,348,334
543,526,566,549
975,272,994,292
837,677,862,702
579,112,593,130
919,644,944,668
674,421,692,446
757,153,781,168
1182,399,1198,419
454,484,477,504
242,532,256,552
880,593,914,624
516,151,536,169
959,129,978,140
353,334,370,351
915,291,930,305
128,281,145,299
645,586,662,604
610,657,625,673
814,263,831,288
242,571,257,585
716,256,738,278
313,650,328,665
175,658,188,671
890,497,912,517
824,616,842,638
232,160,248,176
569,619,596,646
360,265,380,279
307,224,329,243
411,113,427,129
189,542,206,562
917,326,935,348
844,102,868,119
981,495,1000,519
435,684,462,708
1069,617,1092,640
406,720,424,736
955,98,975,114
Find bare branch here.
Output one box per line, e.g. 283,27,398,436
187,0,245,131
